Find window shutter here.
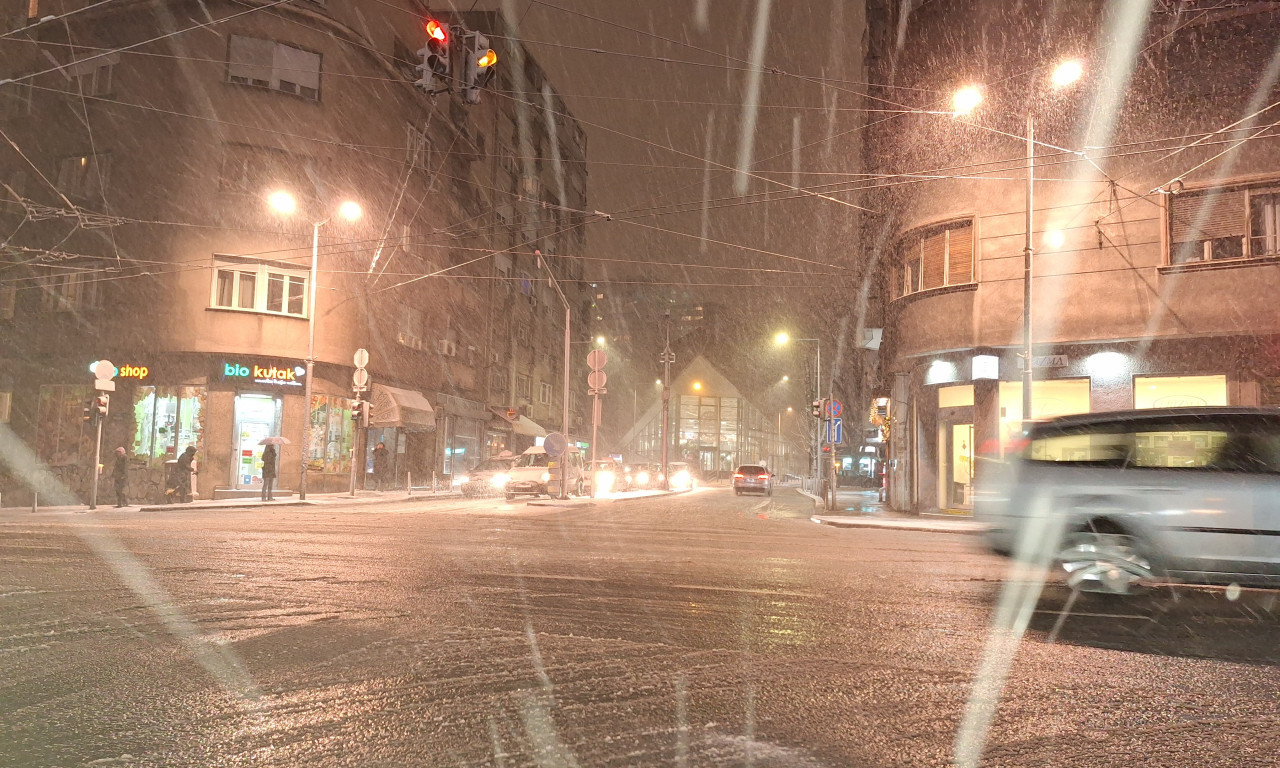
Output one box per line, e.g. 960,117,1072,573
228,36,273,87
947,224,974,284
1169,189,1246,243
921,231,946,289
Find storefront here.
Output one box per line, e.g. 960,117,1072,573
436,394,488,478
368,383,436,489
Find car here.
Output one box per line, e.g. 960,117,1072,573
629,463,662,490
732,464,773,496
504,445,585,499
458,455,516,497
586,458,621,496
666,461,696,490
974,407,1280,594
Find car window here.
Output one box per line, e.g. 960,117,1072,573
735,465,765,474
1028,419,1280,471
514,453,550,468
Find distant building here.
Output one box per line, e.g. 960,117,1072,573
0,2,589,503
865,1,1280,513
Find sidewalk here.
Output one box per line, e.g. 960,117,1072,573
801,487,986,535
2,488,464,516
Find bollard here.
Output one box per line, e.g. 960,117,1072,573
406,471,412,496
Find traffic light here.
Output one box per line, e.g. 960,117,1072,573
351,400,369,427
416,18,450,93
811,399,822,418
83,400,95,423
94,393,109,419
462,30,497,104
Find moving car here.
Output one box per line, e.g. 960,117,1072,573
587,458,621,496
975,407,1280,594
666,461,696,490
732,464,773,496
504,445,585,499
458,454,517,497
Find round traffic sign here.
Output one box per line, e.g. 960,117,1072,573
587,370,607,389
827,399,843,418
353,348,370,369
586,349,607,371
93,359,115,380
543,432,568,458
352,368,370,388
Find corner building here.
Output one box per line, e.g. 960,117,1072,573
0,2,590,503
865,1,1280,513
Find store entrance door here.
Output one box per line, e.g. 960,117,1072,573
233,393,282,489
944,422,975,509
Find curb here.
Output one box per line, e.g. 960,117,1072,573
810,514,986,534
137,491,464,513
607,487,693,503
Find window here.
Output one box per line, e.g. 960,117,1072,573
39,270,100,312
538,382,552,405
1250,191,1280,257
65,54,117,96
516,374,531,400
56,153,110,200
219,144,308,196
1165,185,1280,263
0,390,10,423
228,35,320,100
1028,418,1280,472
36,384,92,464
27,0,37,20
211,259,308,317
895,219,974,297
306,395,354,474
132,386,205,466
0,281,15,319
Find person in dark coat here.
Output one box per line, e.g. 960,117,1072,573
372,442,389,490
175,445,197,503
261,443,278,501
112,446,129,507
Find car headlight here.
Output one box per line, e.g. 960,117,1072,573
540,471,551,483
453,475,469,485
596,470,614,495
672,470,690,489
491,473,509,487
636,471,650,485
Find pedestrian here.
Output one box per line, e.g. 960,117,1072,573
261,443,278,501
175,445,197,503
372,442,389,491
112,446,129,507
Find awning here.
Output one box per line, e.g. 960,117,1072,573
512,415,547,437
370,384,436,431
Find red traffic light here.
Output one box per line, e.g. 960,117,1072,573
425,19,447,43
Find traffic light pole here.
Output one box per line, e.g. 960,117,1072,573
659,313,673,491
88,396,107,510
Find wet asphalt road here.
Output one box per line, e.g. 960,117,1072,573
2,486,1278,767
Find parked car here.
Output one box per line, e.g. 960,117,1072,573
974,407,1280,594
732,464,773,496
459,454,517,497
504,445,585,499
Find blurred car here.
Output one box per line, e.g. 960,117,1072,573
666,461,696,490
975,407,1280,594
629,463,662,490
587,458,621,496
504,445,585,499
458,455,516,497
732,464,773,496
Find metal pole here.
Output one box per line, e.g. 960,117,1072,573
347,398,359,497
591,394,600,468
301,220,321,500
88,403,104,510
561,303,571,499
1022,114,1035,429
814,343,821,480
659,313,672,490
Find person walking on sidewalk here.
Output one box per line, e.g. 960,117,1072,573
372,442,389,491
260,443,278,501
175,446,197,503
112,446,129,507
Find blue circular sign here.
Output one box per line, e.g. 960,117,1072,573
827,400,843,418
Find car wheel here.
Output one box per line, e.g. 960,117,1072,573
1056,523,1155,595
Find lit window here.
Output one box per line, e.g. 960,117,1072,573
228,35,320,100
210,258,308,317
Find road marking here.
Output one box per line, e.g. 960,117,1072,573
480,573,606,582
669,584,813,598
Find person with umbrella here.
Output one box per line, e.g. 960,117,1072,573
261,443,278,501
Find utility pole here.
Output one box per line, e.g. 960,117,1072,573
659,312,674,491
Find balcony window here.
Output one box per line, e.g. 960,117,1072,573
894,219,974,297
211,259,308,317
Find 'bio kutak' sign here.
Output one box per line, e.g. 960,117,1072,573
220,359,306,387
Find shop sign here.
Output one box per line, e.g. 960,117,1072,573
1032,354,1068,369
88,361,150,380
221,359,306,387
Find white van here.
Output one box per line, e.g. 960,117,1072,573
504,445,586,499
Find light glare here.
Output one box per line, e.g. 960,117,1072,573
268,190,297,215
952,85,983,115
1051,59,1084,88
338,200,363,221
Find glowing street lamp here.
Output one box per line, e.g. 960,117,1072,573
951,85,983,116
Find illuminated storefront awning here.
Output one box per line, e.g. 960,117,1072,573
370,384,435,431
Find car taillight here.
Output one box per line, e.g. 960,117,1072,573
732,473,744,479
757,474,769,480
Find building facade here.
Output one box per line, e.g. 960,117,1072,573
866,1,1280,513
0,1,590,504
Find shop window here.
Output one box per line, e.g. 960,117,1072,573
306,395,354,474
895,219,974,297
1133,375,1227,409
35,384,92,464
227,35,321,100
938,384,974,408
132,386,205,466
211,259,307,317
998,379,1091,454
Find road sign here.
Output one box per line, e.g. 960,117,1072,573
586,349,607,371
587,370,607,390
94,379,116,392
826,399,843,418
543,432,568,458
353,348,370,368
352,368,370,388
93,359,115,380
827,417,843,445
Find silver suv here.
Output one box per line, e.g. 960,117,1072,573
974,407,1280,594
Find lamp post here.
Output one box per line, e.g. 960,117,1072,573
951,59,1082,430
774,332,821,478
269,191,362,500
535,250,572,500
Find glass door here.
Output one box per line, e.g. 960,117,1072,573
233,393,281,489
946,422,975,509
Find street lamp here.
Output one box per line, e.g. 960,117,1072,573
953,58,1084,429
270,190,362,500
533,250,572,500
773,331,821,479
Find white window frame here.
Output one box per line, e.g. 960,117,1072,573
538,381,552,405
227,35,321,100
516,374,531,400
210,258,309,318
